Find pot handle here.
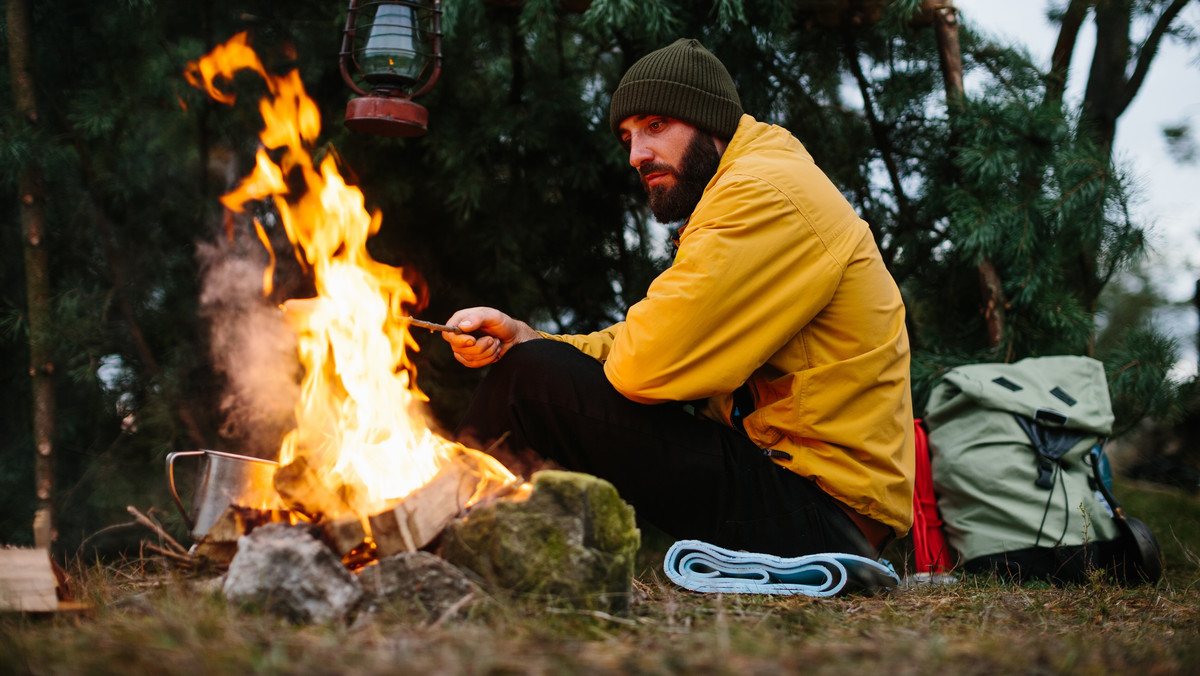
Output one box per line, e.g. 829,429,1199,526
166,450,207,531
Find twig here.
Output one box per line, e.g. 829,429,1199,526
109,566,139,582
1171,528,1200,569
144,543,195,566
76,519,140,559
545,607,639,627
126,505,189,556
483,431,511,455
428,592,476,629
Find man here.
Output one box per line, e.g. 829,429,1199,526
444,38,914,559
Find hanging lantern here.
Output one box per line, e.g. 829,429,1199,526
340,0,442,137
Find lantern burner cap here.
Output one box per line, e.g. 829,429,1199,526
345,95,428,137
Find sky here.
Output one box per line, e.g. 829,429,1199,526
954,0,1200,375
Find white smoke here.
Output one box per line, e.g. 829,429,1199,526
197,233,302,458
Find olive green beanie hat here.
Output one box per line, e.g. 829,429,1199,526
609,38,742,141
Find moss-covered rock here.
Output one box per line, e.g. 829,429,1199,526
438,470,640,612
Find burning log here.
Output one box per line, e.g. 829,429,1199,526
193,504,293,566
368,459,478,557
273,455,357,521
319,514,368,560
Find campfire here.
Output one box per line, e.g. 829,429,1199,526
180,32,522,569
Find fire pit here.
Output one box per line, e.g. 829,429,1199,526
165,446,518,569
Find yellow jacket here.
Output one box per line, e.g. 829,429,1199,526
545,115,915,535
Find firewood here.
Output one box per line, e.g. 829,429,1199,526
193,506,246,566
193,505,293,568
368,459,478,557
273,455,355,520
200,504,286,543
0,548,59,612
321,514,368,558
193,540,239,567
202,505,246,544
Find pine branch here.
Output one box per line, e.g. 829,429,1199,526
39,92,210,451
1118,0,1192,115
1046,0,1094,105
840,27,914,226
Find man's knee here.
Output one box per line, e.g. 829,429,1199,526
486,339,604,396
503,339,588,369
458,340,602,435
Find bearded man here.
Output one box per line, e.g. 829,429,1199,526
444,39,914,559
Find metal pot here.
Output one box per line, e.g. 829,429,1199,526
166,450,282,539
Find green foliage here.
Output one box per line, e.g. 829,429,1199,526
901,22,1180,427
1104,328,1184,436
581,0,685,42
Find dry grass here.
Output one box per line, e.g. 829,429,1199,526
4,481,1198,675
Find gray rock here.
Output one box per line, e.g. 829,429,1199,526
222,523,363,624
357,551,481,620
439,470,640,612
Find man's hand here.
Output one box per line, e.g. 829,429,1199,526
442,307,540,368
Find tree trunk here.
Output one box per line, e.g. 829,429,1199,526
932,2,1008,349
1194,279,1200,378
6,0,56,549
1074,0,1191,338
1082,0,1134,152
1081,0,1192,154
929,2,964,103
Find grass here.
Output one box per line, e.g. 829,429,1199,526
3,479,1199,675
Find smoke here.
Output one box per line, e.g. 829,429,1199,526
197,230,302,459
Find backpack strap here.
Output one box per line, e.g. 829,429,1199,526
1013,413,1087,489
911,419,953,573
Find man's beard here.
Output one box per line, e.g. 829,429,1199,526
639,130,722,223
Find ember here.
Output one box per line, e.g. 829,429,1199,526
184,32,518,566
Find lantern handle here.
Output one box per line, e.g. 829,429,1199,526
339,0,370,97
410,0,442,99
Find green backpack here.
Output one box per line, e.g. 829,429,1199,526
924,355,1161,583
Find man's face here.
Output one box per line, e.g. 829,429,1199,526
618,116,723,223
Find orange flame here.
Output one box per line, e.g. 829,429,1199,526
188,33,515,522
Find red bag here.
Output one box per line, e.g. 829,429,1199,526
911,419,953,573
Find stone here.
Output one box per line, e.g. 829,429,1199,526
438,470,640,613
222,523,363,624
357,551,481,620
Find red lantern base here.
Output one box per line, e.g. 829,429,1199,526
345,95,429,137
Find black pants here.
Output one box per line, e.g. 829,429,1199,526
455,340,875,559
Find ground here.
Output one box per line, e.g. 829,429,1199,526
2,479,1197,675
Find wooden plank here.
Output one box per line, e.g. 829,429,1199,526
0,548,58,612
369,460,478,557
